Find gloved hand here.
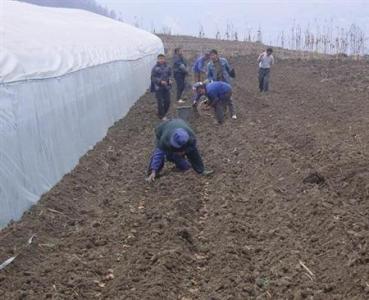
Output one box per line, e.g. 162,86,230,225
146,171,156,183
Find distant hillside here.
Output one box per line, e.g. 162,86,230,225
18,0,121,21
158,34,331,60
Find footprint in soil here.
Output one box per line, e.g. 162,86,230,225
303,172,325,185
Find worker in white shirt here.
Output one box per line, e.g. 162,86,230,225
257,48,274,92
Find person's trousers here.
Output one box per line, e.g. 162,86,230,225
155,89,171,118
174,73,186,101
149,148,204,174
258,68,271,92
193,72,206,83
214,92,235,124
166,152,191,171
167,148,204,174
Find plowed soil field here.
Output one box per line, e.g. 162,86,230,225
1,36,369,299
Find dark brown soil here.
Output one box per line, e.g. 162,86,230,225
1,36,369,299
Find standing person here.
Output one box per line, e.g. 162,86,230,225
173,47,188,104
151,54,172,120
146,118,213,182
193,81,237,124
192,51,210,82
207,49,235,84
257,47,274,92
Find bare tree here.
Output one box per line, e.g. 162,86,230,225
273,19,368,56
215,29,221,40
257,26,262,43
225,22,231,40
198,24,205,38
234,31,238,41
161,26,172,35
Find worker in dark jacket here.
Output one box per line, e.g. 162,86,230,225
172,47,188,103
146,119,213,182
151,54,172,120
193,81,237,124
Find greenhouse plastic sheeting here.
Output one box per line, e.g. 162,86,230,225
1,1,162,83
0,1,163,227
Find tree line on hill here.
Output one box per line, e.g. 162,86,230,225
18,0,122,21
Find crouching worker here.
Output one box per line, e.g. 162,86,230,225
193,81,237,124
146,119,213,182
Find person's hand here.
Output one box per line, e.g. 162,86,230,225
146,171,156,183
161,80,167,86
202,100,210,110
169,80,173,85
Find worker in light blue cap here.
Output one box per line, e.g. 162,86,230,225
146,118,213,182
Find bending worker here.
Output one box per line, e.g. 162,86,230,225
146,119,213,182
193,81,237,124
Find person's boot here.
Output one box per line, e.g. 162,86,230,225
201,169,214,176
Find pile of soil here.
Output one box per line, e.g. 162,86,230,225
1,36,369,299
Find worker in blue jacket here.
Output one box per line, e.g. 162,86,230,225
193,81,237,124
146,119,213,182
207,49,235,84
150,54,172,120
192,51,210,82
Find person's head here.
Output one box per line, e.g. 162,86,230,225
174,47,183,56
204,51,210,59
193,82,206,95
209,49,219,62
266,48,273,56
170,128,189,149
157,54,166,64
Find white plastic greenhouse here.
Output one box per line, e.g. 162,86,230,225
0,1,163,227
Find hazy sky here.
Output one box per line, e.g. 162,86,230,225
98,0,369,44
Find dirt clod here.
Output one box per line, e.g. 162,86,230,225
303,172,326,185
